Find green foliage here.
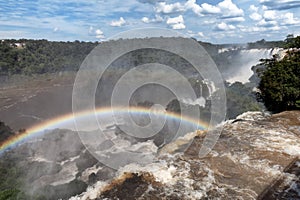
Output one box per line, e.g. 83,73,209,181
0,126,31,197
226,82,263,118
0,159,24,192
284,34,300,48
0,39,97,76
247,39,285,49
0,121,14,144
0,159,27,200
0,189,20,200
258,36,300,112
0,189,31,200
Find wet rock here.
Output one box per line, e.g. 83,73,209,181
90,111,300,199
98,172,162,200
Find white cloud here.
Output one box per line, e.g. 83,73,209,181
166,15,185,30
262,5,268,10
154,0,244,19
154,0,202,15
155,1,185,13
258,10,299,27
252,27,266,32
203,20,216,24
154,15,164,22
215,22,235,31
3,0,299,44
241,25,283,33
95,29,103,35
263,10,276,21
166,15,184,24
218,0,244,18
187,30,194,34
249,5,259,12
282,12,299,25
89,26,105,39
198,32,204,37
171,23,186,29
141,17,150,23
95,29,104,39
250,12,262,21
269,26,281,31
249,5,263,21
137,0,160,4
53,27,59,32
187,30,196,37
201,0,245,18
240,26,266,32
259,0,300,10
248,6,299,30
257,19,277,27
110,17,126,27
185,0,202,15
241,8,297,33
89,26,94,34
201,3,220,14
225,16,245,22
186,30,205,38
141,15,163,23
0,30,29,38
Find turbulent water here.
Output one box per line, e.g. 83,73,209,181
65,111,300,200
2,110,298,199
222,48,284,84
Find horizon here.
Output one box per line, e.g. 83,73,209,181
0,36,290,45
0,0,300,44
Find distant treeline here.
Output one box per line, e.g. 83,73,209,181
0,37,290,76
247,34,300,49
246,39,285,49
0,39,97,76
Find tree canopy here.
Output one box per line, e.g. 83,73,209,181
0,39,97,76
258,35,300,112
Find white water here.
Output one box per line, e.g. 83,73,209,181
226,48,284,84
68,111,300,199
14,110,297,199
181,97,206,107
3,106,294,200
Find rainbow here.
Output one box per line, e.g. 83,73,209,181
0,106,209,154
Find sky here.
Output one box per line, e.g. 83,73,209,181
0,0,300,43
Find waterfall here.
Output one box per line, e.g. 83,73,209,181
221,48,284,84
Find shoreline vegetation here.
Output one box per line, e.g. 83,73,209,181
0,37,287,76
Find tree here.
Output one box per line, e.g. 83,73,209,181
258,36,300,112
0,39,98,76
226,82,262,118
285,35,300,48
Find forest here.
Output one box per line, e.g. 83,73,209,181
258,35,300,112
0,38,289,76
0,39,97,76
